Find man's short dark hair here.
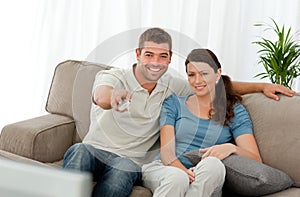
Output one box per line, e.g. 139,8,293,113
138,28,172,51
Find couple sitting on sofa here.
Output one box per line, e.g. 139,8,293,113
62,28,295,197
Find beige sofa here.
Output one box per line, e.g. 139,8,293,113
0,60,299,196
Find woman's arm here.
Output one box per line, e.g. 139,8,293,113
160,125,185,168
233,134,262,162
160,125,195,182
200,134,262,163
232,81,296,100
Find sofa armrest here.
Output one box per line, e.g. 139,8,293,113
0,114,75,163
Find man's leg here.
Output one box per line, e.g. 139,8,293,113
142,160,189,197
185,156,226,197
63,143,142,197
62,143,101,172
92,157,142,197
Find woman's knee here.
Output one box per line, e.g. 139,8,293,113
162,168,189,189
142,162,189,196
195,156,226,182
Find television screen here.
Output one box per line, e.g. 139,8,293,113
0,158,92,197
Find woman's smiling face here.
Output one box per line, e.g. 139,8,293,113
187,61,221,97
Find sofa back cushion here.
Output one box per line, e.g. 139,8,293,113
72,61,112,142
46,60,112,143
242,93,300,187
46,60,81,117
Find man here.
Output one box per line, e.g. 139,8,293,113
62,28,295,197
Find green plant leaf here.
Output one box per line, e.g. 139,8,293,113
253,18,300,89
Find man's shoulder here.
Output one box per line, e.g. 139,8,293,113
160,73,192,96
97,67,125,75
160,72,184,81
160,73,188,87
95,67,131,80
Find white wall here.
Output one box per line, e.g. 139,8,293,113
1,0,300,131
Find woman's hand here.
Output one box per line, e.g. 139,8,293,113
199,143,236,160
186,167,195,183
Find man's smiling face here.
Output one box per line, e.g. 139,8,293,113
135,41,172,84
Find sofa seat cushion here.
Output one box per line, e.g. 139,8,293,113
0,150,49,167
129,186,152,197
263,187,300,197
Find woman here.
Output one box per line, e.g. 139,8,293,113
142,49,262,197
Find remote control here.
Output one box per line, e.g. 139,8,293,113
118,99,130,111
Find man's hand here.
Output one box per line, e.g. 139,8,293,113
111,89,131,112
262,84,296,101
232,81,296,100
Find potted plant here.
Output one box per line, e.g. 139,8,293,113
253,18,300,89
